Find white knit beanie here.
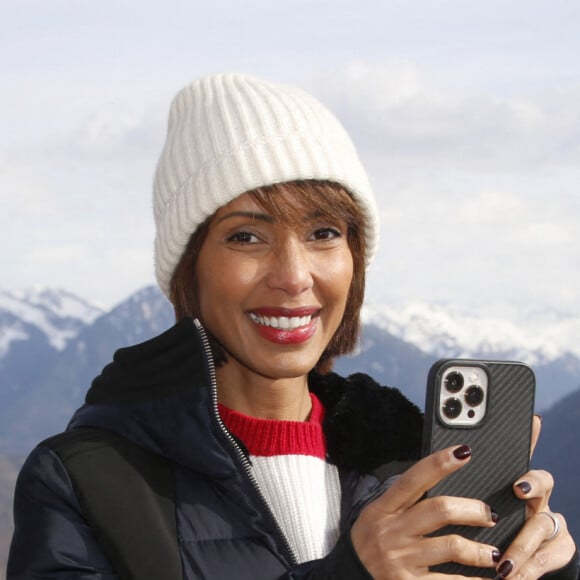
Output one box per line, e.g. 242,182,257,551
153,72,379,298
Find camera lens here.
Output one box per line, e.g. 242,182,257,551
464,385,484,407
445,371,464,393
442,397,462,419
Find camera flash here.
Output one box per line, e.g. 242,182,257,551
469,372,478,382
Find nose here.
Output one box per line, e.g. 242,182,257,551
266,237,314,296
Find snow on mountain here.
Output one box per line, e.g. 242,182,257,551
362,301,580,364
0,323,28,360
0,288,104,355
104,285,173,335
16,287,103,324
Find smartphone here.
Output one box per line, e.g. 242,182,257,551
422,359,536,577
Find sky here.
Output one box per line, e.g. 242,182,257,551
1,0,579,316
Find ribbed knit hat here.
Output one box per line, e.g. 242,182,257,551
153,73,379,298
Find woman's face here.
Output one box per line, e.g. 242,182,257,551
195,191,354,384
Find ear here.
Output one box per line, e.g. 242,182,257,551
529,414,542,458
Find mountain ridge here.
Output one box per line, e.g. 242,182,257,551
0,288,103,355
363,301,580,362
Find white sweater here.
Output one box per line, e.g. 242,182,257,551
219,394,342,563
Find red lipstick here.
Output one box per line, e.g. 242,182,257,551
249,307,319,344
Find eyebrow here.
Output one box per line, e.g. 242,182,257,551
216,211,274,224
215,209,336,226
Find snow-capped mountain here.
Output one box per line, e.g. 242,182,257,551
362,301,580,365
0,286,175,454
0,287,103,357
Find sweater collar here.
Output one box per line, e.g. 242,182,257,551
218,393,327,459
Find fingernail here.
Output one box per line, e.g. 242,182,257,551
535,413,543,423
491,509,499,523
492,550,502,563
496,559,514,579
516,481,532,495
453,445,472,460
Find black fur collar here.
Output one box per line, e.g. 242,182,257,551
309,371,423,474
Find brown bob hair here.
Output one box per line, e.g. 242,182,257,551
169,180,367,374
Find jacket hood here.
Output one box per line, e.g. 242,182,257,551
69,317,423,477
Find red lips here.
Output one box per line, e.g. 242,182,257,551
249,307,320,344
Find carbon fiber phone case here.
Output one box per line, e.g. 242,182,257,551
422,359,536,577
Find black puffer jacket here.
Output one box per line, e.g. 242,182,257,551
8,317,423,579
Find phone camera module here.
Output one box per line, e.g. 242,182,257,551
444,371,464,393
438,365,489,426
442,397,462,419
464,385,485,407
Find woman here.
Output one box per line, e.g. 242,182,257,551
8,73,577,579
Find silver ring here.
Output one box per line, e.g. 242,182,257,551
539,512,560,544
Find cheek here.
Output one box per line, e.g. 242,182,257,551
195,251,221,321
196,255,260,319
196,268,227,319
337,248,354,286
321,250,354,303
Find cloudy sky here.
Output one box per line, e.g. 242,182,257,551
1,0,579,316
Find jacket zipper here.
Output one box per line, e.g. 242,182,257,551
192,318,299,567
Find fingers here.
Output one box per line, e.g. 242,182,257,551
514,469,554,514
496,511,577,580
501,467,577,579
514,469,554,501
393,496,497,539
354,531,500,579
415,535,500,569
378,445,472,513
351,445,498,579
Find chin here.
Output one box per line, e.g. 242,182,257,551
255,358,319,381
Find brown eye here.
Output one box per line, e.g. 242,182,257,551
227,230,259,244
310,227,342,241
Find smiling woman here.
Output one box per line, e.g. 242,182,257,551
7,73,578,580
194,185,357,416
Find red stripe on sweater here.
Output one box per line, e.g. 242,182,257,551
218,393,327,459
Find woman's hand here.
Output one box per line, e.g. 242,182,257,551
494,416,577,579
350,417,577,580
351,444,500,580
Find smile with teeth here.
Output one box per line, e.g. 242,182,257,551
249,313,313,331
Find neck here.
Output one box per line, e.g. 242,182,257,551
216,365,312,421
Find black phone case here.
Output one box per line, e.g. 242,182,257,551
422,359,535,577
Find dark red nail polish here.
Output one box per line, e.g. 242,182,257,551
491,509,499,523
453,445,472,460
516,481,532,494
497,559,514,578
492,550,502,563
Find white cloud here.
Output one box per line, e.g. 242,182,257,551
455,191,526,224
66,102,167,161
514,222,573,248
0,114,159,307
310,62,579,172
368,181,578,313
23,243,87,265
